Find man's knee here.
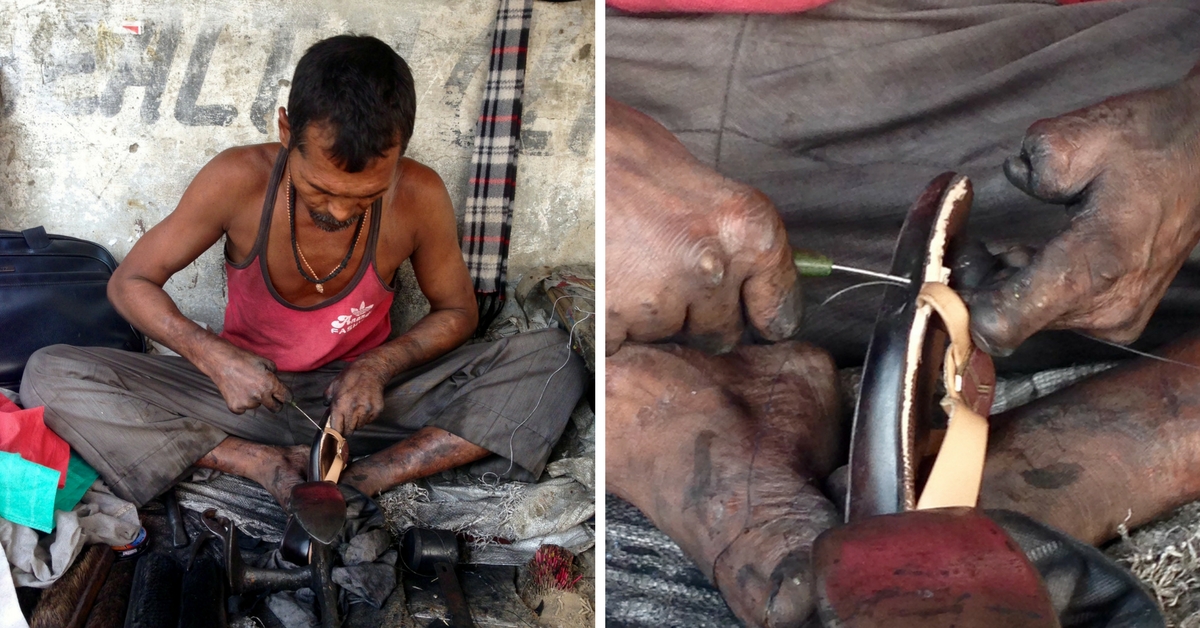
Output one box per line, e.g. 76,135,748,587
24,344,88,372
514,328,583,370
19,344,89,406
510,327,571,352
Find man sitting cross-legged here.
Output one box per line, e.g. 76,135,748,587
20,35,584,510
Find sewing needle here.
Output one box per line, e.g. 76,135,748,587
793,250,910,285
290,399,323,430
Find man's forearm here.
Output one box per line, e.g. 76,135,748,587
109,276,228,374
355,307,476,380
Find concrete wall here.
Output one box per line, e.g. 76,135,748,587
0,0,595,331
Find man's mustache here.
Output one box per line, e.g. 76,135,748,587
308,208,359,232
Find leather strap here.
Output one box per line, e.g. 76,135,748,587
21,226,50,250
320,427,347,484
915,282,990,510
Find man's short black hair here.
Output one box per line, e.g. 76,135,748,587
287,35,416,172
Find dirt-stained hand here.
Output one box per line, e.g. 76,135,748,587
324,358,389,435
200,338,291,414
970,67,1200,356
606,99,802,356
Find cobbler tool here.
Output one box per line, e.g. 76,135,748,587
401,527,475,628
811,173,1058,628
164,490,188,549
282,404,350,564
792,249,911,285
203,509,341,628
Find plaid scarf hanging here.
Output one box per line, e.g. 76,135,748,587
463,0,534,335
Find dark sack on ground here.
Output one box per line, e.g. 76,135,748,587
0,226,144,389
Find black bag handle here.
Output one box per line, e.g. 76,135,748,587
21,226,50,250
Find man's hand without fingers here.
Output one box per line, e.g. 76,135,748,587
606,99,802,356
970,67,1200,356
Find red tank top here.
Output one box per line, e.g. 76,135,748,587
219,147,397,372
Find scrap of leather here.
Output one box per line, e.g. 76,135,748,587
317,427,348,483
821,172,1057,628
914,282,995,510
813,508,1060,628
914,282,995,416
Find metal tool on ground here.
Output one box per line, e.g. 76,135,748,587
811,173,1060,627
792,249,911,285
401,528,475,628
282,405,349,563
164,490,189,550
203,509,341,628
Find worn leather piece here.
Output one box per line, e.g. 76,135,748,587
847,172,973,520
814,508,1059,628
913,282,994,510
816,172,1055,628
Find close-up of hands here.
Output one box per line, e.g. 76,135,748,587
606,99,803,355
199,337,292,415
971,66,1200,356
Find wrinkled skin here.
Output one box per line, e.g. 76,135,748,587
606,99,803,355
191,334,291,414
607,65,1200,627
323,356,389,434
970,65,1200,355
981,333,1200,546
607,342,843,628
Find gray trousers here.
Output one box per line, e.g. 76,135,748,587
607,3,1200,627
19,329,584,506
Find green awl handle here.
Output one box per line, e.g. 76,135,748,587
792,250,834,278
792,249,910,284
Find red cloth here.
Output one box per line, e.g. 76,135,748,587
0,398,69,488
220,260,395,372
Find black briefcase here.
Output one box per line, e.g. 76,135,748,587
0,226,145,389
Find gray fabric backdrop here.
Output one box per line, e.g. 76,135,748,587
609,0,1200,366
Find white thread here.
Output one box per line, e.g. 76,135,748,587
818,281,895,307
290,399,323,430
1073,332,1200,372
481,299,590,485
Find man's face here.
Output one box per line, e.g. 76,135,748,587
288,123,400,232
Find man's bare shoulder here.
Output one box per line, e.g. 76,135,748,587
193,143,281,198
393,157,452,209
377,158,456,267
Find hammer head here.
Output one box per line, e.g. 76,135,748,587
400,527,462,574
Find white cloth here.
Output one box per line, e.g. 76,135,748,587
0,481,138,588
0,540,29,628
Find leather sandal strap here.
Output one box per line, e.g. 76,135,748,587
322,427,348,484
914,282,989,510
